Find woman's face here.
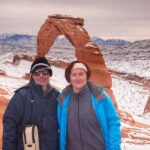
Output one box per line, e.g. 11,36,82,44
70,68,87,93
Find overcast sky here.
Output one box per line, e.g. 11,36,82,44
0,0,150,41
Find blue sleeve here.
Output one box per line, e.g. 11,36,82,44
104,91,121,150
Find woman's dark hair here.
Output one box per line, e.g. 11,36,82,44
65,60,91,83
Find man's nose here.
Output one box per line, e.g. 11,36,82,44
39,72,44,76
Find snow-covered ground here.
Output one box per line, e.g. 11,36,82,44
112,75,150,120
121,143,150,150
0,55,68,96
0,53,150,149
106,60,150,79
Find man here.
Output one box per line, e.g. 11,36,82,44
3,57,59,150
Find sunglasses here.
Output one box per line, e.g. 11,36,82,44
33,69,50,76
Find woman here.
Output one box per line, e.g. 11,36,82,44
57,60,121,150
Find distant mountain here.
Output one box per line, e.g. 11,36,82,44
0,33,131,48
103,39,150,60
91,36,131,46
0,34,36,47
0,33,15,40
52,35,72,47
54,35,131,47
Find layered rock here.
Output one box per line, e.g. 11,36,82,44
12,54,33,65
144,97,150,113
0,88,9,150
37,14,118,108
0,70,6,76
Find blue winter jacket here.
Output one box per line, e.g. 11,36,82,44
57,82,121,150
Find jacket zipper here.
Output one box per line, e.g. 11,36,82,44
91,100,105,147
77,94,84,150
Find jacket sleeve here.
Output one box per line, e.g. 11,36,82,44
2,93,24,150
104,91,121,150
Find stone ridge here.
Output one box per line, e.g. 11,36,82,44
48,14,84,26
37,14,117,109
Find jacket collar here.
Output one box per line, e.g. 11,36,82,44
29,79,53,96
57,81,105,103
87,81,105,101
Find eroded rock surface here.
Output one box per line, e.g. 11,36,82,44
37,14,117,108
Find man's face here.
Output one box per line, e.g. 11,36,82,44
32,68,50,86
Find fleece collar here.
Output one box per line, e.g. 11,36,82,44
57,81,105,103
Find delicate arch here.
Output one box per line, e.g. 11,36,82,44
37,14,118,108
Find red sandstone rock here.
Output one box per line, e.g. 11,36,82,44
0,88,9,149
37,14,115,107
0,70,6,76
12,54,33,65
0,87,9,95
144,97,150,113
0,96,9,150
120,110,135,123
22,73,30,80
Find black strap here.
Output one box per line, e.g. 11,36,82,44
23,124,36,144
32,124,35,143
22,87,37,145
23,127,27,144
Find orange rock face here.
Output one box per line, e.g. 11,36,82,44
0,90,9,150
37,14,118,108
13,54,33,65
144,97,150,113
0,70,6,76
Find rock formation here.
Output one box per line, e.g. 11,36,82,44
12,54,33,65
0,70,6,76
144,97,150,113
0,88,9,150
37,14,118,108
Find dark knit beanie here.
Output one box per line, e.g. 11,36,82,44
30,57,52,76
